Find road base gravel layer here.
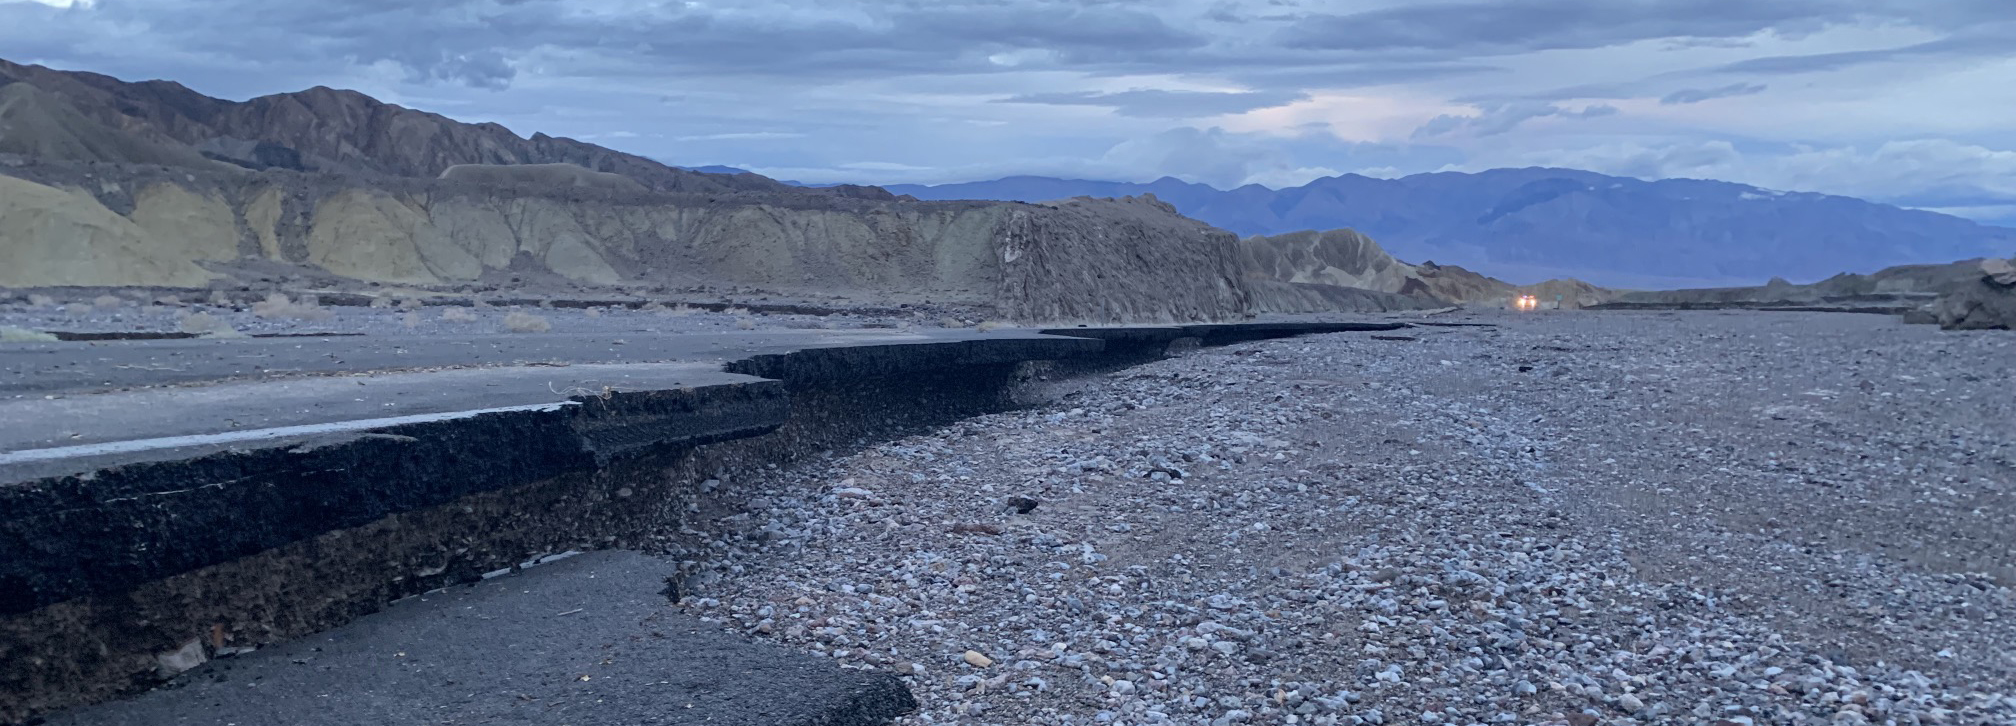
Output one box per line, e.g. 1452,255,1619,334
667,311,2014,726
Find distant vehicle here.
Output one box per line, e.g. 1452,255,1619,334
1514,294,1539,311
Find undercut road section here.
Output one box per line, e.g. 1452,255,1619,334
0,317,1417,723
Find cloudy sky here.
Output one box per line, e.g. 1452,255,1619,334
5,0,2014,223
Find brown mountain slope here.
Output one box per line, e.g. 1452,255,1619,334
0,82,219,169
0,59,811,196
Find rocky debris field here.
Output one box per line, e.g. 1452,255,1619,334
669,311,2014,726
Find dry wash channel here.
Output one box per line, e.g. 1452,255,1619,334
0,320,1409,724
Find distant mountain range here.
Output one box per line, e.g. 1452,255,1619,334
877,170,2016,288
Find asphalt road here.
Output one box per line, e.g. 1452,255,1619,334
0,327,1059,481
0,328,994,397
45,550,916,726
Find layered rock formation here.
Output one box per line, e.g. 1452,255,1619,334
0,157,1255,323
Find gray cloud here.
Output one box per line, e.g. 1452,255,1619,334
1276,0,1844,55
2,0,2012,224
1415,102,1618,139
1660,82,1767,105
406,49,515,90
1219,61,1507,90
7,0,1213,91
996,89,1308,117
1710,30,2016,75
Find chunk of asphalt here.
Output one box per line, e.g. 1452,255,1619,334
47,550,916,726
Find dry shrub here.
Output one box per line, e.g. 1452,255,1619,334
368,296,394,309
93,295,123,311
251,293,333,321
722,306,751,316
735,316,756,330
503,311,552,333
399,297,423,311
584,308,603,318
208,290,230,306
402,311,421,328
666,303,698,316
178,311,239,336
441,307,478,323
63,303,90,317
975,320,1006,331
940,317,968,328
27,294,55,308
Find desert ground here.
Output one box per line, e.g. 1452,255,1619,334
656,310,2016,726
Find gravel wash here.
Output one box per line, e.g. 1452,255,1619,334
673,311,2015,726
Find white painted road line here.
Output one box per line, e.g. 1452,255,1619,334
0,402,577,466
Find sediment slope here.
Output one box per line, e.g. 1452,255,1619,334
0,175,218,288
